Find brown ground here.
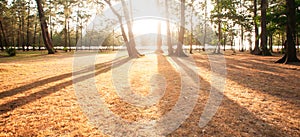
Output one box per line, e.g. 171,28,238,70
0,51,299,136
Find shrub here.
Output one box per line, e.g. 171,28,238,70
63,47,68,52
5,47,16,57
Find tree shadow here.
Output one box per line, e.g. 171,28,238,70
166,56,290,136
0,56,131,115
223,56,299,106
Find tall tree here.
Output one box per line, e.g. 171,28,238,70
251,0,262,55
260,0,272,56
189,0,194,54
0,1,8,50
121,0,143,57
156,0,163,53
104,0,141,57
276,0,299,63
175,0,187,57
0,18,8,49
35,0,55,54
26,1,31,51
202,0,208,51
165,0,173,55
215,0,221,54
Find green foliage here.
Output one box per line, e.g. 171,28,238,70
63,47,68,52
5,47,16,57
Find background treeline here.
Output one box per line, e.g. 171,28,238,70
0,0,123,51
0,0,299,58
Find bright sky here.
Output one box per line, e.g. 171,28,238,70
98,0,213,34
116,0,214,35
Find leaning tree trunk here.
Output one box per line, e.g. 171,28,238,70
104,0,135,57
260,0,272,56
175,0,187,57
276,0,299,63
121,0,142,58
251,0,262,55
36,0,55,54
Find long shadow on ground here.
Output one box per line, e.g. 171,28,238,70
0,56,130,115
194,55,300,107
167,55,290,136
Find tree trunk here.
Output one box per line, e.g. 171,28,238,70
155,0,163,53
240,26,244,52
260,0,272,56
33,20,37,51
0,20,8,49
156,21,163,53
64,16,68,51
297,34,299,52
165,0,173,55
276,0,299,63
17,16,22,50
175,0,187,57
121,0,142,57
76,10,79,47
251,0,262,55
282,32,285,53
36,0,55,54
68,19,71,51
21,14,25,51
202,0,207,51
104,0,138,57
0,32,3,51
38,32,41,50
49,0,53,40
223,34,226,51
26,5,31,51
215,20,221,54
269,35,273,53
214,0,221,54
231,34,236,53
11,20,15,48
190,2,194,54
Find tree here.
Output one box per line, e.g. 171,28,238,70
35,0,55,54
251,0,262,55
188,0,194,54
276,0,300,63
120,0,143,57
175,0,187,57
104,0,141,58
165,0,173,55
215,0,221,54
202,0,208,51
0,1,8,50
0,18,8,49
155,0,163,53
260,0,272,56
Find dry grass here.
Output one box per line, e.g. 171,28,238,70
0,51,299,136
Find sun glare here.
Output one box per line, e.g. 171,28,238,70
132,19,167,35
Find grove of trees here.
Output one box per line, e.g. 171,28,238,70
0,0,299,63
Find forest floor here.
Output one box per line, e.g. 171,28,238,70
0,50,299,137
